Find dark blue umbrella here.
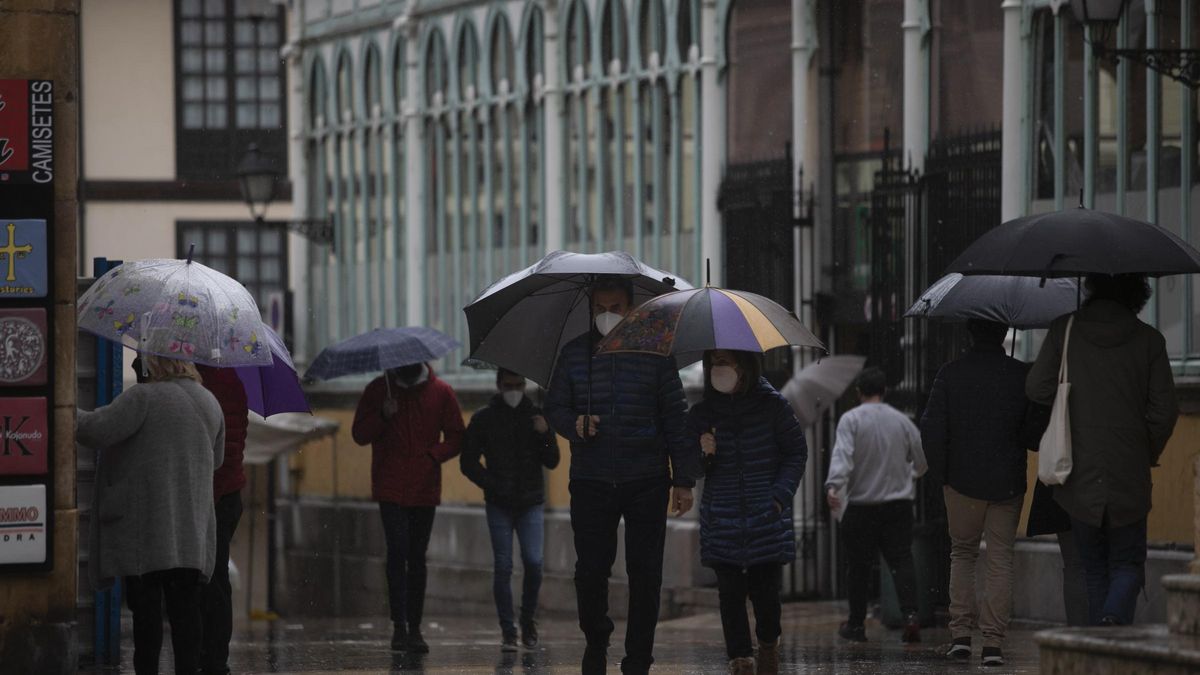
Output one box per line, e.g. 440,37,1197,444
304,327,461,381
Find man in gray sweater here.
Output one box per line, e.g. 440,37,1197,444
825,367,927,644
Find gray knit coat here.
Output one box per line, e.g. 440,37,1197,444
77,379,225,589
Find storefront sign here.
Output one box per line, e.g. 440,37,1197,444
0,79,53,185
0,308,47,386
0,484,47,565
0,398,47,476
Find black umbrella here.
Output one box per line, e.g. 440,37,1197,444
905,273,1080,330
944,207,1200,278
463,250,690,388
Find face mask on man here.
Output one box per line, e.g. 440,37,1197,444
595,312,624,336
711,366,740,394
502,390,524,408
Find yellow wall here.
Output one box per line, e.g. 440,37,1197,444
290,408,574,508
1019,413,1200,544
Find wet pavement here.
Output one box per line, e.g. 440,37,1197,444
83,601,1045,673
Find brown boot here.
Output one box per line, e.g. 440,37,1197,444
756,639,779,675
728,656,756,675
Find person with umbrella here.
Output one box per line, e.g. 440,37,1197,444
687,350,806,675
919,319,1045,666
349,352,465,653
460,368,560,652
1026,274,1179,626
543,275,697,675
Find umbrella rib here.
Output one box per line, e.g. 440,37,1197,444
542,284,588,385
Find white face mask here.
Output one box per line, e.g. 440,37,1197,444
501,390,524,408
711,366,740,394
595,311,624,336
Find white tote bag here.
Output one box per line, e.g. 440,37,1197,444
1038,316,1075,485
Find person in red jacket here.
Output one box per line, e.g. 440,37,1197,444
194,364,248,675
352,361,465,654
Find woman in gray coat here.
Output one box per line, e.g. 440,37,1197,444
1027,274,1178,626
77,354,225,675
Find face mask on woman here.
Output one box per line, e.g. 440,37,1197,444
595,312,623,336
502,390,524,408
711,365,740,394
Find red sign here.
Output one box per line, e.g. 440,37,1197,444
0,80,53,185
0,397,47,476
0,309,47,386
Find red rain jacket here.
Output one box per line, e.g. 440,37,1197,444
198,365,249,498
351,365,465,505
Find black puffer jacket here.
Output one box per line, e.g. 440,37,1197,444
920,344,1041,502
545,330,697,486
461,395,560,510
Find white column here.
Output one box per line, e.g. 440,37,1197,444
401,16,426,326
902,0,929,173
700,0,725,286
792,0,817,323
542,0,566,253
283,6,310,362
1000,0,1027,223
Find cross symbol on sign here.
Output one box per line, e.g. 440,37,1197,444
0,223,33,282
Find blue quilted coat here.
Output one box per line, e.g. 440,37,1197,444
545,330,698,486
688,378,807,567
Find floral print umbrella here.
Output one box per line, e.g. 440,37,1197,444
77,258,272,368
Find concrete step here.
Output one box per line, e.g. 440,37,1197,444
1164,574,1200,636
1036,625,1200,674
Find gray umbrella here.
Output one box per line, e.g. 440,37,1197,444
780,355,867,427
905,273,1080,330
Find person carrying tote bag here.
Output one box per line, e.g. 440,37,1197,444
1038,316,1074,486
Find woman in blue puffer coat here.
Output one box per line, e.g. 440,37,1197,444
688,349,807,675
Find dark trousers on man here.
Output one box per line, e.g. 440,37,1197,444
570,476,669,675
379,503,437,629
1071,514,1148,625
200,490,243,675
125,568,204,675
840,500,918,627
712,563,783,660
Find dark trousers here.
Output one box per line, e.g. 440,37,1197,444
379,503,437,628
841,500,918,627
570,477,669,675
125,568,204,675
713,563,783,660
200,491,243,674
1071,514,1148,625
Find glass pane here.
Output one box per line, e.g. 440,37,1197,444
238,255,258,279
181,48,203,73
236,48,256,73
237,103,257,128
260,102,281,128
206,20,225,45
180,0,202,17
183,76,205,101
180,20,203,45
238,229,256,250
259,258,280,282
207,229,227,252
206,103,227,127
205,48,226,71
204,0,224,17
260,23,279,45
237,76,256,100
259,76,279,101
259,48,278,72
260,231,281,253
206,76,227,100
183,104,205,129
235,20,255,46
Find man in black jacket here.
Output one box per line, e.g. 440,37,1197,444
544,276,697,675
461,369,560,652
920,319,1037,667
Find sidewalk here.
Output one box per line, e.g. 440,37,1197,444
83,601,1044,673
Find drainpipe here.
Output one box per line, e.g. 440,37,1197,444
902,0,930,174
542,0,565,253
700,0,725,286
398,12,425,326
1000,0,1027,223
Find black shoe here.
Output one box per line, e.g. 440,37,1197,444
407,627,430,654
1099,615,1120,627
501,629,519,653
946,637,971,660
981,646,1004,667
520,619,539,649
390,622,407,651
838,621,867,642
901,613,922,644
582,643,607,675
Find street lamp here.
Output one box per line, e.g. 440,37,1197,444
1070,0,1200,89
236,144,334,246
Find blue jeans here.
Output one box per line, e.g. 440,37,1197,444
1071,514,1147,625
486,502,545,633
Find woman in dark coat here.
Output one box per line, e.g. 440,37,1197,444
1027,273,1179,626
688,350,807,675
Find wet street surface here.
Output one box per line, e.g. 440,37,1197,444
83,601,1044,673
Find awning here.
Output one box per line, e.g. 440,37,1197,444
243,412,339,465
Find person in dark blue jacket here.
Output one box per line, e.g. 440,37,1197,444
687,349,807,675
544,276,698,675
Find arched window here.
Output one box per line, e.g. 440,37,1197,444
423,29,452,336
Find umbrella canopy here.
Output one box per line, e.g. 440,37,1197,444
595,287,825,366
77,258,272,367
463,250,689,387
779,355,867,427
945,208,1200,278
304,327,461,381
905,273,1080,330
234,326,309,417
